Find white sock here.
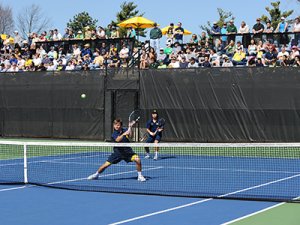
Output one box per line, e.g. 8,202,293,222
155,152,158,157
138,172,142,177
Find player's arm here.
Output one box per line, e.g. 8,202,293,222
115,129,130,142
147,128,155,136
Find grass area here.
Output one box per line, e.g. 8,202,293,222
230,203,300,225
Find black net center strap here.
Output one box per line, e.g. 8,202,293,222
1,141,300,202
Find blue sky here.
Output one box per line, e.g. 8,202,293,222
3,0,299,38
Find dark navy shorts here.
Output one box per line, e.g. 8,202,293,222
146,135,162,143
107,147,137,164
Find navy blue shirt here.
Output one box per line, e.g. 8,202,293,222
146,119,160,133
111,128,132,153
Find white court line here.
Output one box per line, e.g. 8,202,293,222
0,185,35,192
109,172,300,225
220,203,285,225
0,167,163,191
221,194,300,225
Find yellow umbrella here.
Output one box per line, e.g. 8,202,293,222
161,25,192,35
118,16,157,29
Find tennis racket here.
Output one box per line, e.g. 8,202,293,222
140,118,166,142
128,110,140,130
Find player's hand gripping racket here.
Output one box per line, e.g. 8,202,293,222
140,118,166,142
128,110,140,132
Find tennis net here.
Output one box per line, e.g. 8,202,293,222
0,140,300,202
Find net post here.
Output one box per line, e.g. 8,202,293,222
23,144,28,184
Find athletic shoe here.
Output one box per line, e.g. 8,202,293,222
138,175,146,182
87,173,99,180
153,155,158,160
145,154,150,159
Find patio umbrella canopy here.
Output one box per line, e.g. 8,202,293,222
118,16,157,29
161,25,192,35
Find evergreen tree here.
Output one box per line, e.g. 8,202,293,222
111,1,145,38
260,1,293,29
67,12,98,35
200,8,235,34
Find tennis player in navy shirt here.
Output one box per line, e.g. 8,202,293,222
88,118,146,181
145,110,163,160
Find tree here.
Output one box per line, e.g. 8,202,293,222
200,8,235,34
16,4,51,39
67,12,98,35
111,1,145,38
0,3,14,34
260,1,294,29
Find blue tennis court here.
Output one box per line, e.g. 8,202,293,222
1,142,300,224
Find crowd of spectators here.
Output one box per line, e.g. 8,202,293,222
144,17,300,69
0,16,300,72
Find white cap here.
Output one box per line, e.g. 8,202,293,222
281,16,285,20
14,30,18,33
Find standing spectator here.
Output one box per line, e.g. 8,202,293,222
199,32,207,48
189,34,198,44
166,23,175,44
97,26,106,39
292,17,300,46
13,31,23,48
252,18,265,44
264,21,274,44
63,28,69,39
275,17,289,47
150,23,162,53
221,22,228,48
111,27,120,38
211,21,221,50
53,29,62,41
75,30,84,39
105,24,113,38
174,22,184,44
227,20,237,43
238,21,251,49
127,27,136,39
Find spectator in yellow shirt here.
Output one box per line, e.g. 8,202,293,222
232,47,246,66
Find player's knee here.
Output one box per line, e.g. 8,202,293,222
131,154,140,163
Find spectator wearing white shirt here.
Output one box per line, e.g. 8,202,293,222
187,57,199,68
53,29,62,41
238,21,251,49
292,17,300,46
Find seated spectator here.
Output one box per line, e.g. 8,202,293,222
168,56,180,68
140,51,149,69
109,51,120,68
7,62,19,72
264,45,278,66
256,58,265,67
202,56,211,67
119,44,129,59
222,55,233,67
127,27,136,39
157,60,167,69
72,44,81,58
65,61,75,71
224,40,236,57
164,44,173,55
289,46,299,63
149,58,159,69
293,55,300,67
157,48,167,62
179,56,189,68
232,47,246,66
92,52,104,68
187,57,199,68
248,39,257,56
81,43,92,58
209,49,220,67
277,46,289,63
